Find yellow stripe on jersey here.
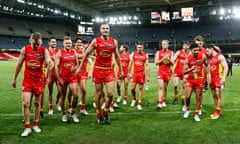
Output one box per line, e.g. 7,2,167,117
219,63,223,78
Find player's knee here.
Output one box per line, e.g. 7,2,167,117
22,102,30,108
34,102,40,108
107,91,114,97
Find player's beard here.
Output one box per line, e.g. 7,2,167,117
33,43,39,50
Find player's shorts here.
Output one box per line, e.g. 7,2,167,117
46,71,58,83
209,77,222,89
60,74,78,84
22,77,45,95
77,72,89,81
157,71,171,81
92,67,115,84
132,72,145,84
186,77,204,89
173,72,184,80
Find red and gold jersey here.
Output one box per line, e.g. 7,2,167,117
73,48,88,73
209,53,223,78
132,51,147,73
119,52,130,73
200,47,207,56
187,53,205,79
24,45,45,79
48,48,59,61
173,49,189,73
59,49,77,76
95,36,115,68
158,49,173,73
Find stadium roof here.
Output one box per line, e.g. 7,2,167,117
48,0,240,17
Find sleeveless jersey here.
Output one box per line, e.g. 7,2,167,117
173,49,189,73
132,51,147,73
48,48,59,61
158,49,173,73
119,52,130,73
187,53,205,79
209,53,223,78
95,36,115,68
60,49,77,76
24,45,45,79
74,48,88,73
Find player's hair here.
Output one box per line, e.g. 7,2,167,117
194,35,204,41
162,39,169,43
30,32,42,40
48,36,56,42
63,36,71,41
74,38,82,43
206,44,219,52
182,41,190,46
121,44,128,51
135,41,144,46
189,43,199,49
100,23,110,28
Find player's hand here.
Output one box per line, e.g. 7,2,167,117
48,60,54,70
128,73,132,79
12,79,16,88
220,79,225,85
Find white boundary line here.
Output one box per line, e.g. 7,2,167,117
1,108,240,117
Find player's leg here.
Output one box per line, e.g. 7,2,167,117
172,76,179,104
69,82,79,123
95,83,104,124
183,86,193,118
21,92,33,137
157,79,164,109
32,94,42,133
194,88,203,122
79,79,88,115
130,82,137,107
137,83,144,110
48,80,54,115
162,81,169,107
116,79,122,103
123,77,129,105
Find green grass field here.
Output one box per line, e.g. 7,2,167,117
0,60,240,144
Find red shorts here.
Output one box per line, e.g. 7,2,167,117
92,67,115,84
132,73,145,84
60,74,78,84
210,78,222,89
157,71,171,81
22,77,45,95
77,72,89,81
47,71,58,83
174,71,184,80
186,77,204,89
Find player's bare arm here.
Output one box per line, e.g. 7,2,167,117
219,54,228,83
145,54,150,81
128,52,134,78
54,51,64,86
113,39,123,77
76,38,96,73
12,47,25,88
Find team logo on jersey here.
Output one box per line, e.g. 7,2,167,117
27,60,41,69
34,53,44,58
210,65,217,71
100,50,111,57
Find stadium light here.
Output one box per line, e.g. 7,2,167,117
17,0,25,4
219,8,225,15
